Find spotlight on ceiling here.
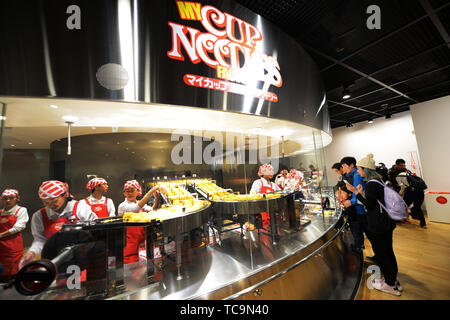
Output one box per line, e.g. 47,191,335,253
342,89,351,100
368,118,374,124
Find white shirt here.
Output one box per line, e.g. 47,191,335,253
0,205,29,235
250,178,281,194
284,178,302,192
117,199,152,216
28,199,98,256
76,195,116,217
275,175,288,189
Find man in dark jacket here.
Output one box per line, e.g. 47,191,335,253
388,159,406,192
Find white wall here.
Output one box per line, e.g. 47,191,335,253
324,111,421,185
410,95,450,191
410,96,450,223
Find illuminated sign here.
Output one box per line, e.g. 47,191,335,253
167,1,282,102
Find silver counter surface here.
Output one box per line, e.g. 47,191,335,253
107,213,361,300
0,212,362,300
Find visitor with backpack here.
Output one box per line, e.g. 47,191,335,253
344,153,406,296
387,159,406,193
396,170,428,228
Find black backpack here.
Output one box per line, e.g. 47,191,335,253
406,173,427,190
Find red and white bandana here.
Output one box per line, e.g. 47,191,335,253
38,181,69,199
124,180,142,196
86,178,107,191
289,169,304,181
258,163,274,177
1,189,19,198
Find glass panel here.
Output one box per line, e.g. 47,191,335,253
0,97,337,300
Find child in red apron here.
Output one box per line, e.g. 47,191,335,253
118,180,162,264
275,169,289,190
250,164,281,227
0,189,29,280
83,177,115,218
285,169,304,191
19,181,95,284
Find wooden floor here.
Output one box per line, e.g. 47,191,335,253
355,216,450,300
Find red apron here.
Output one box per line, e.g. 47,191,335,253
124,208,146,264
0,207,24,275
41,202,78,239
260,178,274,225
85,197,109,218
41,204,86,283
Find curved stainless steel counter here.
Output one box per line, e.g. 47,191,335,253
108,213,363,300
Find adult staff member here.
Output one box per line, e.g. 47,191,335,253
78,178,115,218
118,180,162,264
19,181,97,268
0,189,29,279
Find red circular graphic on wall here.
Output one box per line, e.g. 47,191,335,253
436,196,447,205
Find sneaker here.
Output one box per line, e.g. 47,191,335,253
420,225,427,229
372,279,401,296
396,279,403,292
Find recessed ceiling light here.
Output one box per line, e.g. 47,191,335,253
28,142,33,145
10,144,15,147
381,103,389,107
62,115,79,122
368,118,374,124
50,105,58,109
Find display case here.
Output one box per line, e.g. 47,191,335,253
0,0,362,300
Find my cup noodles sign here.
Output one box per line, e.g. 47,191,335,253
167,1,282,102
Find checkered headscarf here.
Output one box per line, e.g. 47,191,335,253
86,178,108,191
1,189,19,198
123,180,142,196
289,169,304,181
38,181,69,199
258,163,274,177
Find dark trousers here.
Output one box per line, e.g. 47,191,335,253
349,220,364,249
366,228,398,286
349,214,368,249
404,188,426,226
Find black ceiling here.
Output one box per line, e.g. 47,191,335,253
234,0,450,128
